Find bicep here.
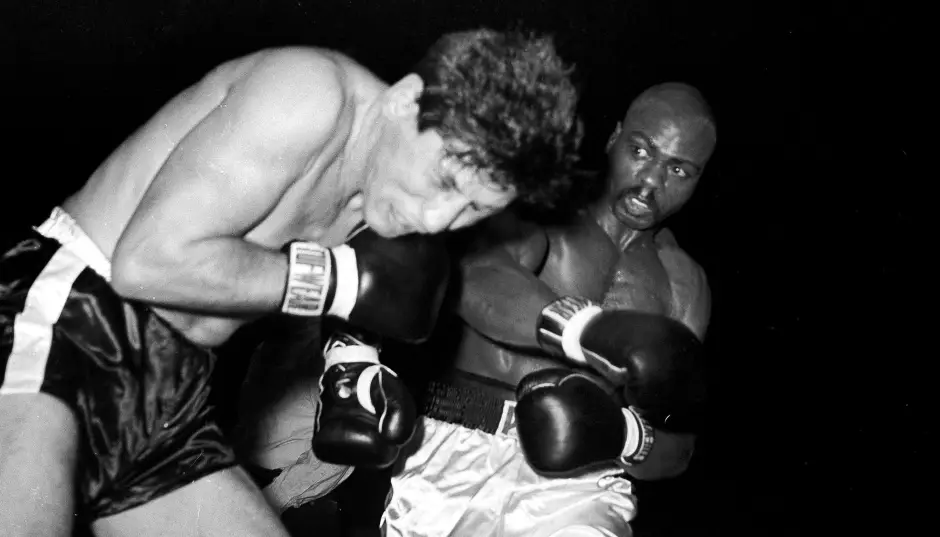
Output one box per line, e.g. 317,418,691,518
456,213,555,342
118,51,344,257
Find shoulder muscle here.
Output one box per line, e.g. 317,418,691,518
221,48,346,160
656,230,711,340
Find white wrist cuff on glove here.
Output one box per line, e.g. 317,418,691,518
282,242,332,316
321,342,398,419
323,344,380,368
620,406,655,466
327,244,358,319
560,305,603,366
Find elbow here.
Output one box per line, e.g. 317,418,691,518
110,240,171,301
110,253,149,300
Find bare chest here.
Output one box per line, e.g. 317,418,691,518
245,165,363,250
538,225,674,316
601,247,674,316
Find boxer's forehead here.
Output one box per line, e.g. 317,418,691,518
437,139,516,208
439,155,516,209
623,102,715,167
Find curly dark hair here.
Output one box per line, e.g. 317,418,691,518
412,28,585,211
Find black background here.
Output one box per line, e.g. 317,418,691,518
1,1,918,535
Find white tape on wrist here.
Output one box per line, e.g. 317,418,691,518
560,305,603,366
282,242,332,316
326,244,358,319
620,408,641,461
619,406,655,467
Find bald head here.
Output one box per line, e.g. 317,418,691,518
627,82,716,142
603,83,717,230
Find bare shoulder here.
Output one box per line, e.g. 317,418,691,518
655,228,712,339
216,47,349,147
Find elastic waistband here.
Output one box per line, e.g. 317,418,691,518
34,207,112,281
420,371,518,438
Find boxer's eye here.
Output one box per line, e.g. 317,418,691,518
631,145,649,159
671,166,689,178
438,175,458,192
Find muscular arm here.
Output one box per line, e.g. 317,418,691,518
456,211,558,349
624,233,711,481
111,49,345,315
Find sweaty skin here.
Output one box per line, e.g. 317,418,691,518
454,83,716,481
1,44,519,537
64,49,370,346
63,47,511,348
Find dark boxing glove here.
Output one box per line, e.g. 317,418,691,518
537,296,706,433
515,368,654,476
281,226,450,343
312,330,417,469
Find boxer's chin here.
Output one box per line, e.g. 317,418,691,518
363,206,401,238
614,205,656,230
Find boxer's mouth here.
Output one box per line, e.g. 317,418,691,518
620,194,654,217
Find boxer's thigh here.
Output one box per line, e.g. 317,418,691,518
0,393,80,536
236,371,320,469
515,471,635,537
91,465,290,537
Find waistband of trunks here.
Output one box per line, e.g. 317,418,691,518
420,370,518,436
34,206,112,281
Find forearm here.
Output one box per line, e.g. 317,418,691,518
113,236,288,316
622,429,696,481
458,263,558,349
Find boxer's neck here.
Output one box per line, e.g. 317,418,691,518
590,203,655,252
339,84,387,199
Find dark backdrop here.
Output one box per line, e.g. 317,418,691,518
1,1,917,536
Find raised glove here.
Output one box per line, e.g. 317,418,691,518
312,330,417,469
537,296,706,432
515,368,654,476
281,227,450,343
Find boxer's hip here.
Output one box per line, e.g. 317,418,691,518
1,208,236,520
384,371,637,537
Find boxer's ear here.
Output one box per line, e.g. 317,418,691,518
605,122,623,154
385,74,424,119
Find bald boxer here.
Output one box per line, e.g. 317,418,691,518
382,83,716,536
0,29,584,537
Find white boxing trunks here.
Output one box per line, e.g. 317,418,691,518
383,373,637,537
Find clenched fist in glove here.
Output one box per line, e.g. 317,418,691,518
536,296,706,433
312,330,417,469
281,226,450,343
515,368,654,476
